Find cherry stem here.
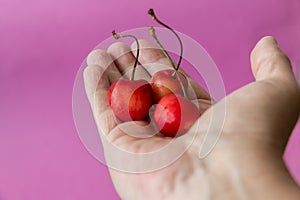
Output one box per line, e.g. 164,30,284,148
112,30,140,81
148,26,187,98
148,8,183,72
148,27,176,70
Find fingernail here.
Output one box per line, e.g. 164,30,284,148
273,37,279,47
263,36,279,47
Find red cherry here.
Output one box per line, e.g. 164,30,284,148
154,94,200,137
150,69,188,102
108,79,154,121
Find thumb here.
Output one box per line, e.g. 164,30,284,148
250,36,296,83
248,36,299,147
250,36,299,113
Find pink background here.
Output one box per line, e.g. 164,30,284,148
0,0,299,199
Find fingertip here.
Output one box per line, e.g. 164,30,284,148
130,39,166,66
87,49,113,66
251,36,277,57
107,41,136,69
250,36,293,81
250,36,278,71
257,36,278,47
130,39,160,56
107,41,131,55
86,48,122,84
130,39,157,49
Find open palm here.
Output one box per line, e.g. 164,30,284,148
84,37,300,200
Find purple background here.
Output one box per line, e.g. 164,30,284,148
0,0,299,199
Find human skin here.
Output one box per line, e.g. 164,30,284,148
83,36,300,200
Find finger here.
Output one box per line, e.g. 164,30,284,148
217,36,300,149
83,65,108,106
107,42,151,81
191,99,212,114
87,49,121,84
83,65,118,135
131,39,212,100
131,39,173,74
187,79,212,101
250,36,299,109
250,36,296,83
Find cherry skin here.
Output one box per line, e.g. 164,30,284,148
150,69,188,103
154,94,200,137
108,79,154,121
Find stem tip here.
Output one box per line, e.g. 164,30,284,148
112,30,120,39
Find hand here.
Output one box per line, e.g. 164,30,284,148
84,36,300,200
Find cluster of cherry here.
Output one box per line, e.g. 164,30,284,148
108,9,201,137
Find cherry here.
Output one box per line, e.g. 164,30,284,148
108,79,153,121
148,9,201,136
147,10,188,101
150,69,188,102
107,31,153,121
154,94,200,137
